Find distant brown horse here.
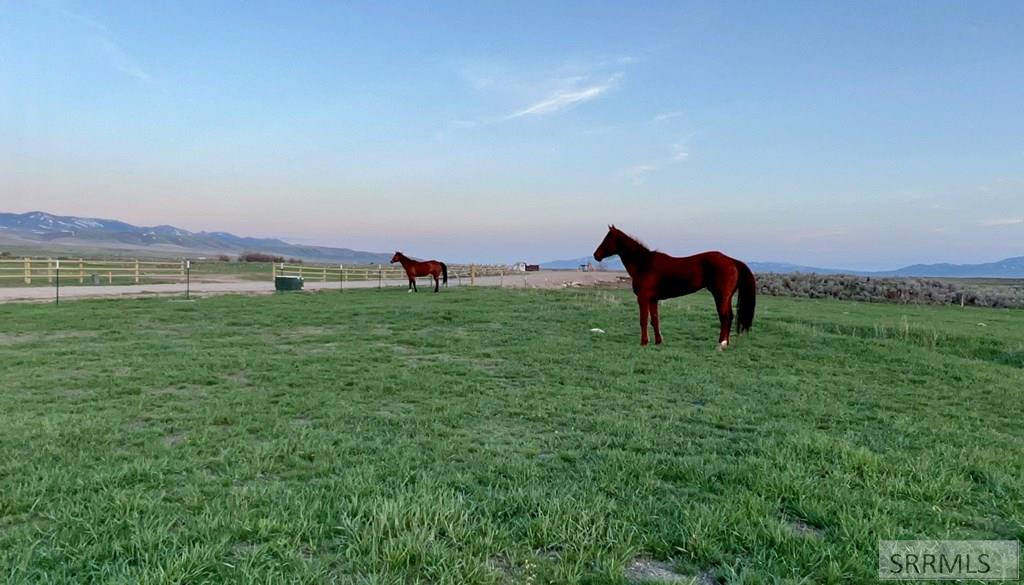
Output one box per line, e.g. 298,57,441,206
593,226,755,349
390,252,448,293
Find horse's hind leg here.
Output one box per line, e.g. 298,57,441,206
713,290,734,351
651,300,663,345
638,298,650,346
409,277,417,292
433,274,439,293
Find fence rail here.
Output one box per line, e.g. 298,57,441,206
273,263,510,286
0,256,517,289
0,257,185,284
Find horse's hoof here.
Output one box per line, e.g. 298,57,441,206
716,340,728,352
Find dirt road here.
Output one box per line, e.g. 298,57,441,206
0,271,629,303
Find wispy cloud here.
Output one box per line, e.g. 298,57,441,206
56,6,150,82
654,111,683,122
622,140,692,183
448,119,479,129
670,142,689,161
595,55,639,67
980,218,1024,226
99,38,151,81
453,57,632,128
505,75,620,119
624,163,660,183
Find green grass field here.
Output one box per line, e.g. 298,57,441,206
1,288,1022,584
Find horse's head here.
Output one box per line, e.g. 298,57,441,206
390,252,402,264
593,225,621,261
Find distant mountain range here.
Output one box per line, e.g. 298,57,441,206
0,211,391,264
881,257,1024,278
3,211,1021,277
542,255,1024,278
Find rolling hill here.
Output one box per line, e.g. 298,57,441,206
0,211,391,264
4,211,1021,277
882,257,1024,278
542,254,1024,278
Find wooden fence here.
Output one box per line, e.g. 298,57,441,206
273,263,509,286
0,257,185,285
0,256,516,288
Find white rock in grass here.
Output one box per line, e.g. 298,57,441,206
590,328,605,334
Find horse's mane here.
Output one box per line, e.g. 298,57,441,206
394,251,423,262
611,226,654,255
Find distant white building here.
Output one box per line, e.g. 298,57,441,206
511,262,528,272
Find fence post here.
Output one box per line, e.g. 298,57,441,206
500,269,504,288
272,262,277,281
108,271,112,284
24,257,30,284
134,259,140,284
378,265,382,289
322,266,327,283
79,259,85,284
47,258,54,284
471,264,476,286
180,260,185,279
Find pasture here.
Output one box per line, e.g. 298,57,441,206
1,288,1022,584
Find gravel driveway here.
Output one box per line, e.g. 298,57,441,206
0,271,629,303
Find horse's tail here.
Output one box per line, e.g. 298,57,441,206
735,260,756,334
441,262,448,286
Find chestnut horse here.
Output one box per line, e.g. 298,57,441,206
390,252,448,293
593,226,755,349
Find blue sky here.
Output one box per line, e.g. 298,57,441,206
2,1,1022,268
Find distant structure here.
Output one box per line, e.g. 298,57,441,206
512,262,540,272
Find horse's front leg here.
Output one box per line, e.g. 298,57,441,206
433,275,439,293
651,300,663,345
638,298,650,346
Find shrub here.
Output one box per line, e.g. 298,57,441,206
240,252,284,263
755,273,1024,309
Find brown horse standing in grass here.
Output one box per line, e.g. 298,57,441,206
390,252,448,293
593,226,756,349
